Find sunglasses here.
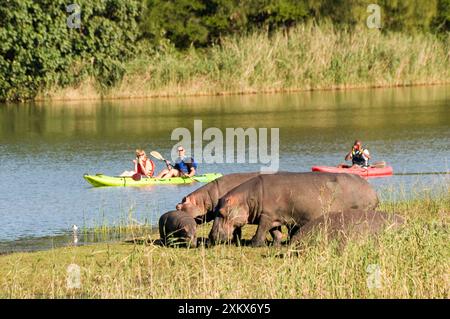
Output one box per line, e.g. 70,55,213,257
177,149,184,152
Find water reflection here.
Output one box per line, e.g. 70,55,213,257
0,85,448,247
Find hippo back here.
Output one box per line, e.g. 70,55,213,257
260,172,379,213
292,210,405,243
221,172,379,226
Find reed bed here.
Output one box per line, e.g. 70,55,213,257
39,23,450,101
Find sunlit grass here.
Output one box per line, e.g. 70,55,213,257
0,188,448,298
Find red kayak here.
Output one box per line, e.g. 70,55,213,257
312,165,393,177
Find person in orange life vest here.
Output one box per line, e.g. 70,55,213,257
120,149,155,178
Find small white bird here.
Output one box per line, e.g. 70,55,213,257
72,225,79,244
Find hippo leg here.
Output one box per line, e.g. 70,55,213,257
232,227,242,245
269,227,283,247
289,230,302,245
251,215,274,247
287,225,300,243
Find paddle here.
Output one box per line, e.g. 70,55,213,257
150,151,173,170
150,150,190,178
370,161,386,168
394,171,450,176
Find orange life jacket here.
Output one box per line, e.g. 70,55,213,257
136,158,155,177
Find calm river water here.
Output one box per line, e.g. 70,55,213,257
0,85,448,250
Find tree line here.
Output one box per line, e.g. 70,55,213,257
1,0,449,101
141,0,450,48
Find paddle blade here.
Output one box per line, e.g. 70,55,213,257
371,161,386,168
150,151,165,161
132,173,142,181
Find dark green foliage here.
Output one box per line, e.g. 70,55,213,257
140,0,208,48
376,0,438,32
1,0,448,101
140,0,449,50
0,0,142,101
433,0,450,31
239,0,310,35
140,0,248,47
140,0,312,47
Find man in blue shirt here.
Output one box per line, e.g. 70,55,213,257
156,146,198,178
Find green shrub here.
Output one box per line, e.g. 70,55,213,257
140,0,450,50
0,0,142,101
2,0,449,101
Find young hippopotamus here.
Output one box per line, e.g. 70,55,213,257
209,172,379,247
159,210,197,248
290,210,405,244
176,172,287,245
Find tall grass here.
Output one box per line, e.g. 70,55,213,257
39,23,450,100
0,193,448,298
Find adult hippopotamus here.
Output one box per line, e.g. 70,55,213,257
209,172,379,247
176,172,260,221
290,210,404,244
176,172,285,244
159,210,197,247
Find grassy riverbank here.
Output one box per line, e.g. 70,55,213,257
38,24,450,101
0,194,448,298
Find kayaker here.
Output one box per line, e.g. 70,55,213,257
338,140,371,168
156,146,198,178
120,149,155,178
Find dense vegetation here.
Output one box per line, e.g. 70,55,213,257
0,0,142,101
47,23,449,100
141,0,450,48
1,0,449,101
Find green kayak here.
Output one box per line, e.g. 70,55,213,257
84,173,223,187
